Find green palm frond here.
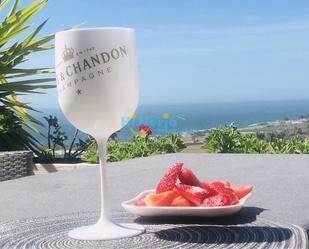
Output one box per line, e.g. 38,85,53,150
0,0,10,11
0,0,55,152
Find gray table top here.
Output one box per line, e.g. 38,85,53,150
1,153,309,235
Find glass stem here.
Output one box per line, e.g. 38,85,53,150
97,138,111,223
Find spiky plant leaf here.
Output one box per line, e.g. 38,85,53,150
0,0,55,152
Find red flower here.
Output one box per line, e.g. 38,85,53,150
138,124,152,135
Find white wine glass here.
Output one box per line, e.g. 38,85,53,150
55,27,144,240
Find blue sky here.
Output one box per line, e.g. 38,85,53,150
12,0,309,108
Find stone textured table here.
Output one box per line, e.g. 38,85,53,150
0,153,308,248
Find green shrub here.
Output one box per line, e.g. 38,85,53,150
202,123,242,153
269,138,287,153
81,142,98,163
301,139,309,153
241,133,269,153
203,123,309,154
81,127,186,163
270,136,304,154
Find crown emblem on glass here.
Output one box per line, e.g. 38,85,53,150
62,45,74,62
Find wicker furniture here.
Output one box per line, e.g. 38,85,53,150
0,151,33,181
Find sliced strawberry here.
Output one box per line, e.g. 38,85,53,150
230,192,239,205
201,193,232,207
199,181,214,193
199,181,221,196
176,184,211,206
134,197,146,206
173,186,179,192
216,187,239,205
232,185,253,199
221,180,231,188
156,162,183,193
171,196,193,207
207,181,226,195
209,181,225,190
217,187,233,194
179,168,200,186
144,190,178,206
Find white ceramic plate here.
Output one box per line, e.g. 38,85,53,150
121,189,252,217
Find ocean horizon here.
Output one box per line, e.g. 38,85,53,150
33,98,309,143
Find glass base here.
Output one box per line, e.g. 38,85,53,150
68,219,145,240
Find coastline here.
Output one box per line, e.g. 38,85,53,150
37,99,309,143
180,116,309,152
34,116,309,172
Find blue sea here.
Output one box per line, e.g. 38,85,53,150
34,99,309,143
